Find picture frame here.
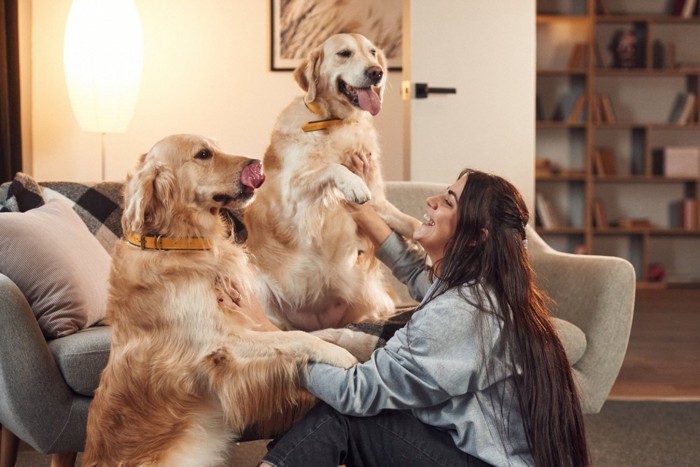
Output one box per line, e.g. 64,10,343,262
270,0,402,71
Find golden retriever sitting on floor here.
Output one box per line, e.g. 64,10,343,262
82,134,357,467
245,33,420,332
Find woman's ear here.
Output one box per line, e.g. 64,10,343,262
468,228,489,247
481,228,489,242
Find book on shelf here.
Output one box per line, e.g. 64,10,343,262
597,94,616,123
672,0,686,15
587,94,616,123
679,93,697,124
664,42,678,69
554,93,585,122
565,95,587,124
658,146,700,177
653,40,677,69
682,0,698,18
666,42,677,69
671,0,697,16
568,43,588,69
592,199,608,229
593,147,617,176
668,93,697,125
671,198,699,230
615,218,652,229
596,0,609,15
668,93,684,122
535,193,561,229
681,198,699,230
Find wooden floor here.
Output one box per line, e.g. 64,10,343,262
608,287,700,400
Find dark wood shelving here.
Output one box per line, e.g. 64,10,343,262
536,0,700,285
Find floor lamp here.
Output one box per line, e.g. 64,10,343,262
64,0,144,181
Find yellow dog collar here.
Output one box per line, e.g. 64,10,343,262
126,233,213,251
302,100,349,132
302,118,347,132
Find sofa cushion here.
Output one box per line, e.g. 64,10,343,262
0,200,111,338
48,325,111,396
552,317,587,365
1,172,125,254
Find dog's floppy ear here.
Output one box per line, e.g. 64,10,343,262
122,154,177,234
294,48,323,103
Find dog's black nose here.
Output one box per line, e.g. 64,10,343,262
366,66,383,85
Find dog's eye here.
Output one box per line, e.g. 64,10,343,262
370,49,377,56
195,149,213,160
337,50,352,58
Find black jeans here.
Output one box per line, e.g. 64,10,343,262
261,402,492,467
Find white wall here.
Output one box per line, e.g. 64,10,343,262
24,0,405,182
22,0,533,201
404,0,535,207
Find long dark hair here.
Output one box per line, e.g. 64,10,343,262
428,169,590,467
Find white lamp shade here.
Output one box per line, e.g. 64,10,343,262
64,0,144,133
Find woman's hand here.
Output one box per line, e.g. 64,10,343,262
350,151,371,178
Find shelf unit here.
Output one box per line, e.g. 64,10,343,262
536,0,700,286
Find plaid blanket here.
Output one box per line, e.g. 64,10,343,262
1,172,412,355
0,172,123,253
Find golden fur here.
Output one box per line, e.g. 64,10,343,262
245,33,420,331
82,134,356,467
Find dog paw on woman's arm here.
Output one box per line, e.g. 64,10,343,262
314,340,359,369
311,328,379,363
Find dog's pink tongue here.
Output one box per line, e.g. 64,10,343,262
357,88,381,116
241,162,265,190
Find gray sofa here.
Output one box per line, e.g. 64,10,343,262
0,177,636,465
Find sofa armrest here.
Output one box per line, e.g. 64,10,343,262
0,273,90,453
526,228,636,413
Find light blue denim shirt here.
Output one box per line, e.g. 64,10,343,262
302,233,533,467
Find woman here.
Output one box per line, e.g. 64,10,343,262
260,169,590,467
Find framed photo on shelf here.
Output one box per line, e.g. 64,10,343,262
270,0,402,71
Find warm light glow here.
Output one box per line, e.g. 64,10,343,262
64,0,143,133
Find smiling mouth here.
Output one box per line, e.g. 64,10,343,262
338,79,382,116
339,79,361,106
423,214,435,226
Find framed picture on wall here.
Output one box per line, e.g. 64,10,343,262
271,0,402,71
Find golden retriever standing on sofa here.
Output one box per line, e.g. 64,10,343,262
245,33,420,332
82,134,357,467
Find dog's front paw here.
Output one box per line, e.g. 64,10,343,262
311,328,377,362
317,342,359,369
336,172,372,204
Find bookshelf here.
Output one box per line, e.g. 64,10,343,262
536,0,700,286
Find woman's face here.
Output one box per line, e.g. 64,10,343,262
413,174,467,264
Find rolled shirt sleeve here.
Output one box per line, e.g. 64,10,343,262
301,290,497,416
375,232,432,301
